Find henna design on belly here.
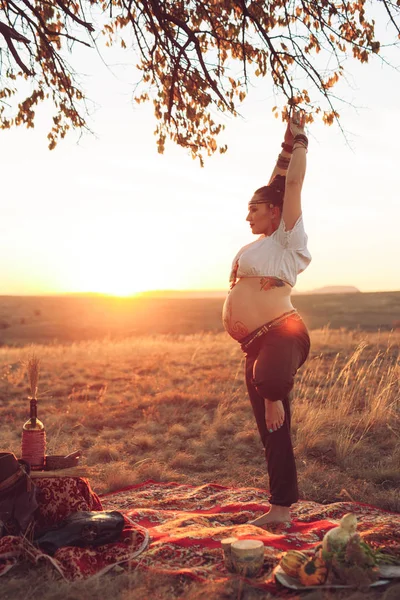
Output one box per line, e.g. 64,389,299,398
223,296,249,340
259,277,286,292
222,294,232,331
230,321,250,340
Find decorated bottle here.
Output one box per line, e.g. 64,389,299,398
21,356,46,470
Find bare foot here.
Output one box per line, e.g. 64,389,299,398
264,399,285,432
249,505,291,527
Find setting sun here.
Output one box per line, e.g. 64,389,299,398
61,214,186,297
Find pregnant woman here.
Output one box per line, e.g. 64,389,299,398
222,109,311,526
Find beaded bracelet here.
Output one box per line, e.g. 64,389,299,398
294,134,308,147
281,142,293,153
277,154,291,169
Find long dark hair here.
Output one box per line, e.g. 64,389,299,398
253,175,286,209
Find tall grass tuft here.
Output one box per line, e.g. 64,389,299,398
26,353,41,399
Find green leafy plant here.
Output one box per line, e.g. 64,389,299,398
322,533,400,588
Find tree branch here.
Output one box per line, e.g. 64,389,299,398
167,38,191,122
55,0,94,32
243,3,295,101
0,21,32,75
380,0,400,36
150,0,232,110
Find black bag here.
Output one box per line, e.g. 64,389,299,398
0,452,38,536
35,510,125,555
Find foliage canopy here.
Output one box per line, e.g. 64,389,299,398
0,1,399,162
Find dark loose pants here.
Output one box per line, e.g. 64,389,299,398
243,314,310,507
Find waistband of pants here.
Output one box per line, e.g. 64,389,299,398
240,309,300,352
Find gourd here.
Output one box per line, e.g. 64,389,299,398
279,550,309,578
299,557,328,586
322,513,358,554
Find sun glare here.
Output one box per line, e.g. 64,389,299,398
73,259,162,297
91,285,144,297
61,214,186,297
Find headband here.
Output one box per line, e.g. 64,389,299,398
248,199,276,208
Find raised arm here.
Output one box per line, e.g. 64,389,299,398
282,110,308,231
267,120,294,185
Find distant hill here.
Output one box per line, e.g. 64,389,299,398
18,286,361,299
294,286,361,295
137,290,227,298
0,290,399,345
138,286,362,298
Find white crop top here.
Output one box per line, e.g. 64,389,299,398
229,214,311,288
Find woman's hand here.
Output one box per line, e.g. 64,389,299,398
289,108,307,138
283,120,294,146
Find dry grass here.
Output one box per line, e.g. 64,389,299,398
0,327,399,599
3,563,399,600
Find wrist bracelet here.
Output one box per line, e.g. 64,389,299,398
281,142,293,153
277,154,290,169
294,134,308,147
278,152,290,161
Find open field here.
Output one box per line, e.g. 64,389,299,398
0,290,399,347
0,314,399,598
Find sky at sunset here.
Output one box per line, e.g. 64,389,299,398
1,12,399,297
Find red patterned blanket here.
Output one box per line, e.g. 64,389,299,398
0,478,399,592
0,477,148,581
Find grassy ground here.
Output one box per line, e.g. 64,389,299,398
0,326,399,599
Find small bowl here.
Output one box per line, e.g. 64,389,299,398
45,454,80,470
221,537,239,572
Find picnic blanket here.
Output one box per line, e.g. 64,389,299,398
0,478,399,592
0,477,149,580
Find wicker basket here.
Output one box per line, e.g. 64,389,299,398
45,454,80,470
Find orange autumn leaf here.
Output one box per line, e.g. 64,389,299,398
0,1,399,163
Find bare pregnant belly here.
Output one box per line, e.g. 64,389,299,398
222,277,294,341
